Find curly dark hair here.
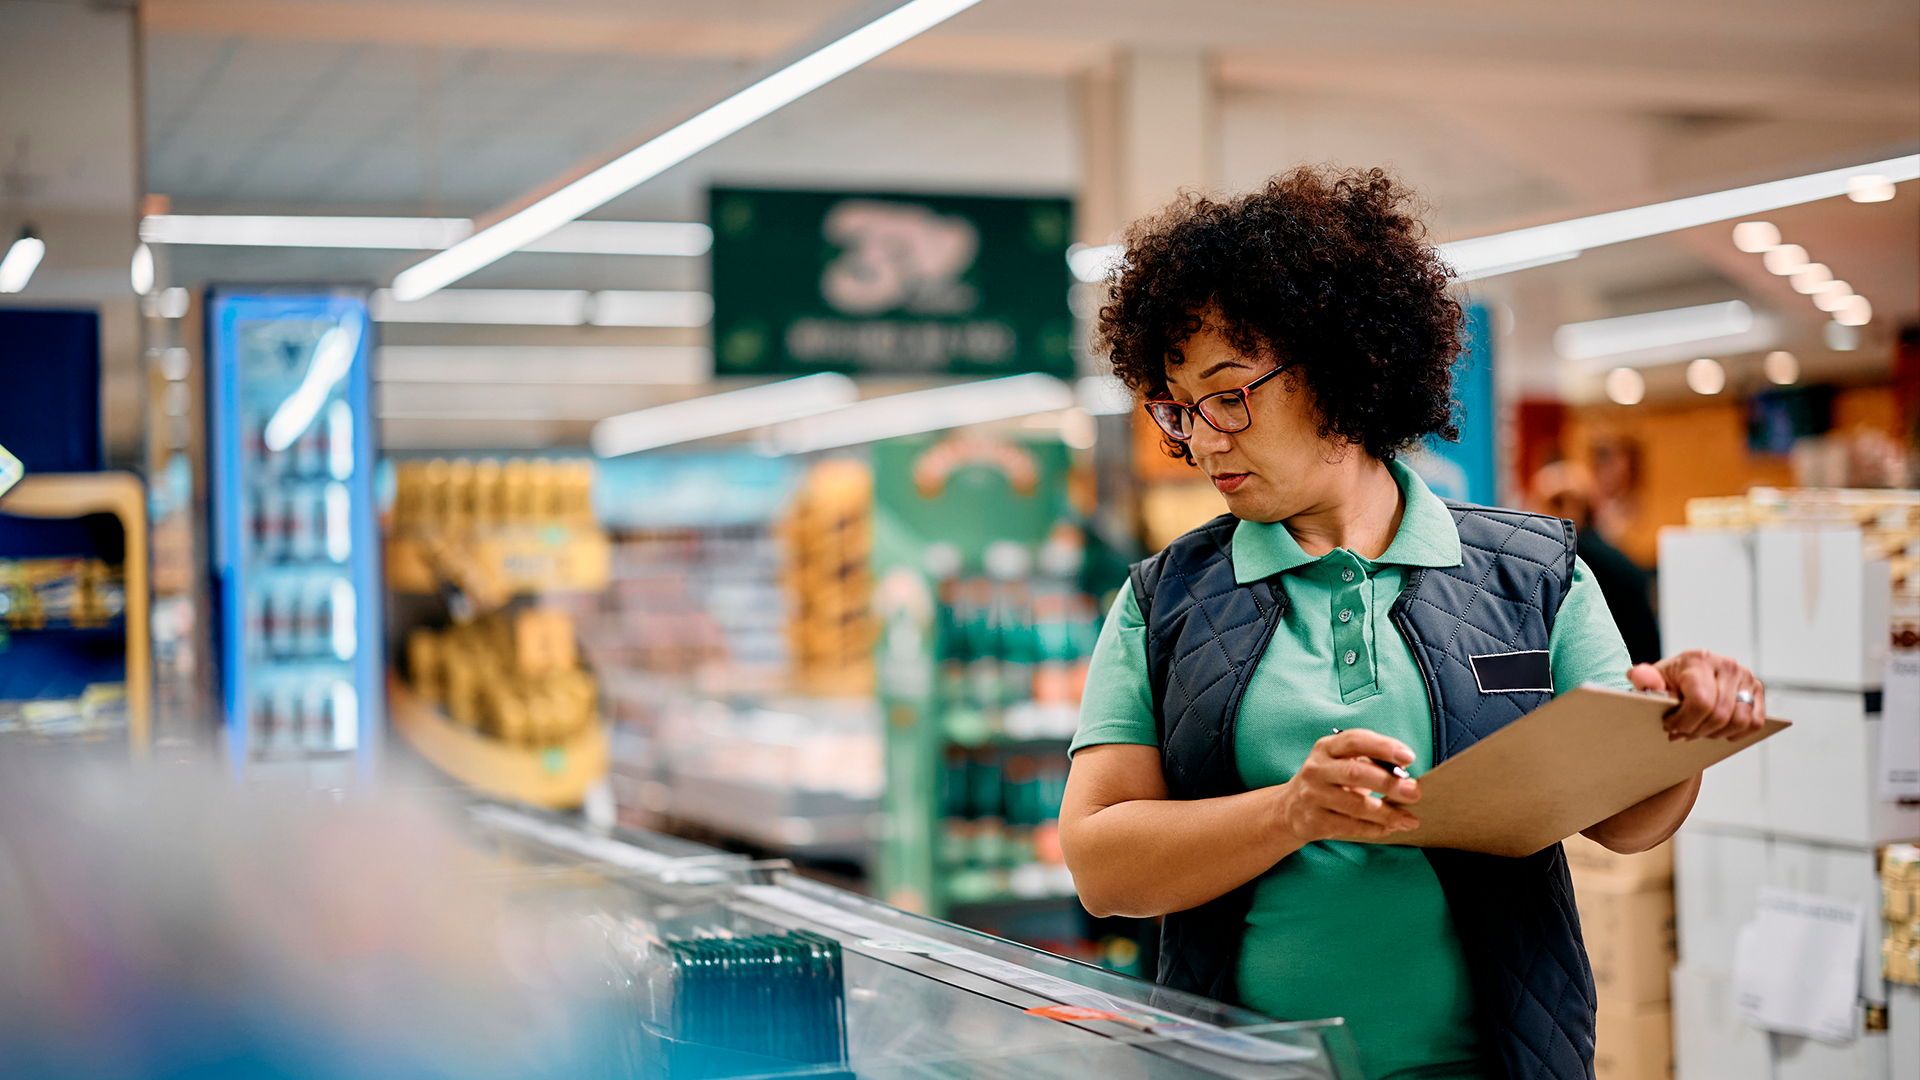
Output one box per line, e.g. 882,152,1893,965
1097,165,1463,464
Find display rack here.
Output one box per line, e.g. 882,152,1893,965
385,456,612,809
0,470,151,751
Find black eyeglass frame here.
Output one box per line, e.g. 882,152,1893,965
1142,364,1287,441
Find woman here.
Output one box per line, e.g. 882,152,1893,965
1058,167,1765,1080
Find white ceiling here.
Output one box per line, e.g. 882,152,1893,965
126,0,1920,445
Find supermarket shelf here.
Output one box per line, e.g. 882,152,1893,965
0,472,150,752
651,771,877,861
389,674,607,810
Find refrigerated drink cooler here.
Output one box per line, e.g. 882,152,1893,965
206,288,381,782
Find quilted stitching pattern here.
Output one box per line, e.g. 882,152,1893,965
1137,506,1594,1080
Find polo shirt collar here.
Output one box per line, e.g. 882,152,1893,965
1230,458,1463,584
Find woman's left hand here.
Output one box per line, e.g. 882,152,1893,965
1628,649,1766,741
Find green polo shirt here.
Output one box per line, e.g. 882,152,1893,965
1071,461,1633,1080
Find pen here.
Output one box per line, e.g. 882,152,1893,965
1329,728,1412,780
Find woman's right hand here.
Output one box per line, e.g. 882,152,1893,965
1272,728,1423,842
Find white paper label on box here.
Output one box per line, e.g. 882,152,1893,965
1732,887,1864,1044
1879,652,1920,801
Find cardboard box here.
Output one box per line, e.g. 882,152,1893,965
1675,827,1769,971
1764,688,1920,847
1772,1026,1890,1080
1577,877,1678,1007
1595,1001,1673,1080
1689,739,1769,833
1755,526,1891,692
1765,835,1887,1005
1567,831,1675,888
1891,984,1919,1080
1659,528,1757,670
1672,964,1771,1080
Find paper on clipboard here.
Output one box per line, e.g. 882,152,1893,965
1354,685,1788,858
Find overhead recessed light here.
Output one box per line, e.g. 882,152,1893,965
1788,263,1832,294
1811,284,1854,313
1604,367,1645,406
1763,351,1799,385
0,230,46,293
1731,221,1781,252
130,243,155,295
1834,296,1872,327
139,215,713,255
1686,357,1726,395
1847,174,1896,203
1761,244,1809,275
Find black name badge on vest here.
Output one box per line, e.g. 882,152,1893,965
1470,650,1554,694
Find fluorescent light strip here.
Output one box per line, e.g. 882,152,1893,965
590,373,859,457
378,345,711,386
369,288,711,327
1062,154,1918,285
1552,301,1775,369
140,215,712,256
0,236,46,293
1443,154,1920,281
390,0,985,300
764,373,1077,455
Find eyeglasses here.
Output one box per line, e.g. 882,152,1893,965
1143,364,1285,441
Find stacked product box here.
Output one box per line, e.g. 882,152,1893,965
1565,832,1678,1080
1662,489,1920,1080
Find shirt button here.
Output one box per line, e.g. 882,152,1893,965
1339,608,1352,623
1344,650,1358,665
1341,569,1355,582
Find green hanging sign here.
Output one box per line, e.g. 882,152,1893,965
709,188,1075,379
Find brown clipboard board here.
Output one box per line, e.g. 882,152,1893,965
1353,686,1789,858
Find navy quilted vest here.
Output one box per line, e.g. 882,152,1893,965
1130,504,1597,1080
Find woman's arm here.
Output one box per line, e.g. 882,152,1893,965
1581,649,1766,853
1060,731,1422,919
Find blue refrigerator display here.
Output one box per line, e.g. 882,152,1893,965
206,289,381,781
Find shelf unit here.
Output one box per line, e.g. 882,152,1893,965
0,471,151,751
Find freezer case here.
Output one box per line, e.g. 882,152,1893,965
468,804,1367,1079
205,288,381,782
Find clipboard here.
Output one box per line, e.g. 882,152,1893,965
1356,686,1789,858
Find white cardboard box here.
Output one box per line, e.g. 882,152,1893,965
1672,963,1772,1080
1675,827,1770,971
1772,1027,1889,1080
1764,836,1887,1006
1691,738,1769,833
1765,688,1920,847
1660,528,1757,670
1891,984,1919,1080
1754,527,1891,692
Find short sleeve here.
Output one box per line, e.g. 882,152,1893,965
1069,580,1161,755
1549,557,1636,694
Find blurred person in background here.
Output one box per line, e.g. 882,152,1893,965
1059,166,1765,1080
1529,460,1661,665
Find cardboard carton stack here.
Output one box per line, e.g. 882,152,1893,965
1661,489,1920,1080
1567,832,1678,1080
1886,845,1920,987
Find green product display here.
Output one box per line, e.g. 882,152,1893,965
871,434,1108,926
709,188,1074,378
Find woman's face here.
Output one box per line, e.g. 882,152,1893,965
1162,322,1347,524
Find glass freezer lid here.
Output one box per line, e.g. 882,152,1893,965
466,804,1363,1079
